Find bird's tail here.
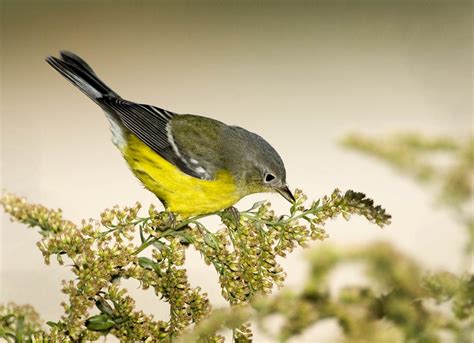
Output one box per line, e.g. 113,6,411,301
46,51,120,102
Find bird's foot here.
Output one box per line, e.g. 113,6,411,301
154,211,177,232
164,211,177,230
221,206,241,228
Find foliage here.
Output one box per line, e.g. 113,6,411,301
253,244,473,342
0,303,43,342
248,133,472,342
342,133,473,256
0,189,390,342
2,132,471,342
190,133,473,342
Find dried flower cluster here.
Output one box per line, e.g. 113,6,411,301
0,188,390,342
343,133,473,261
242,133,473,342
253,243,473,342
342,133,473,207
0,303,43,342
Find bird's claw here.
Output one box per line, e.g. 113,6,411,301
221,206,241,228
165,212,177,230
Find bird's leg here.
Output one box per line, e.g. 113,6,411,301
154,211,177,232
164,211,177,230
221,206,241,228
163,212,193,246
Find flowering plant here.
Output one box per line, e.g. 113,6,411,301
1,189,389,342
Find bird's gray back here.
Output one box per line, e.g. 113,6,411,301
170,115,286,183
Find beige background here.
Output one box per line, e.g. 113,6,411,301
1,1,472,341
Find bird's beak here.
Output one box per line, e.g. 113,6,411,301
277,185,296,203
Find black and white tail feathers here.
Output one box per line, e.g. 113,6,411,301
45,51,203,177
46,51,120,102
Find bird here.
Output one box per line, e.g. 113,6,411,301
46,51,294,217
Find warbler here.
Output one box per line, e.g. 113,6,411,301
46,51,294,217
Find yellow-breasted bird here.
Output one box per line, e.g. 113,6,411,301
46,51,294,217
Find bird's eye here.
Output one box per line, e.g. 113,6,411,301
264,173,276,183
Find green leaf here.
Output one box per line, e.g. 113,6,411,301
139,226,145,243
96,298,115,316
85,314,116,332
46,321,59,328
310,200,320,211
1,314,14,322
247,200,267,212
290,204,297,216
138,257,156,270
151,240,166,250
0,331,17,341
176,232,194,244
203,232,218,249
15,315,24,341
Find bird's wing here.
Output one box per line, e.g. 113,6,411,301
100,97,208,179
168,114,227,180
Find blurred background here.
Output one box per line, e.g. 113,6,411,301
1,0,472,341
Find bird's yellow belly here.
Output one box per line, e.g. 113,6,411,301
123,134,241,217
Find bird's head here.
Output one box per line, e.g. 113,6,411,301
254,152,295,204
233,127,295,204
258,167,295,203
